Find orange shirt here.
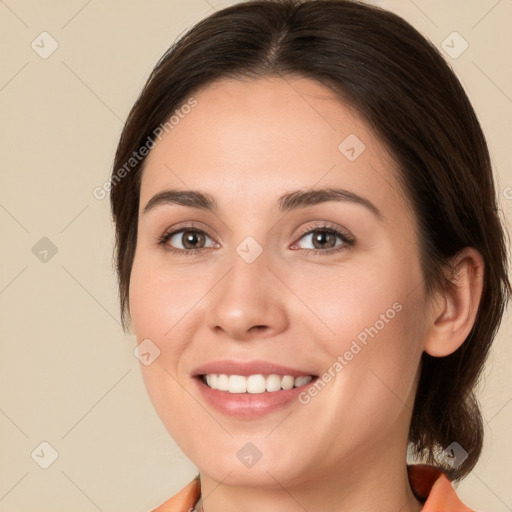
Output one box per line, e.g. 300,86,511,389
152,464,475,512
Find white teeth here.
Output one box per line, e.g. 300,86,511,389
294,375,312,387
203,373,313,393
281,375,295,390
266,374,282,392
217,373,229,391
228,375,247,393
247,374,266,394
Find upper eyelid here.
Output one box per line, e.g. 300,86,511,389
167,220,215,236
297,221,349,236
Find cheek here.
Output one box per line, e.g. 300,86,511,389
128,254,201,406
301,247,426,408
290,254,412,345
303,295,425,456
328,278,426,427
129,255,202,440
128,251,206,340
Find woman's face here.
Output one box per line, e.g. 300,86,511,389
129,77,431,487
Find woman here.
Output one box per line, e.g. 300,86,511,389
109,1,511,510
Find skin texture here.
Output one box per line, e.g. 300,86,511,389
129,77,484,512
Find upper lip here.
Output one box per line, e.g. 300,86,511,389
191,360,317,378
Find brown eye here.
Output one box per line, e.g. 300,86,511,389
310,230,338,249
181,230,206,249
163,229,216,252
296,228,347,251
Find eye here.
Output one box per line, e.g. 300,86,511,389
291,223,354,254
169,230,215,250
157,226,217,254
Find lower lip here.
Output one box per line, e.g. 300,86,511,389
193,376,317,418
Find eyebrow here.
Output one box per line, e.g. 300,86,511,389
142,187,383,219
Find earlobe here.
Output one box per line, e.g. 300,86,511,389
424,247,485,357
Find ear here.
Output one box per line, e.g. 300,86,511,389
424,247,485,357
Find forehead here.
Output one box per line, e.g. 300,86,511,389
139,76,410,219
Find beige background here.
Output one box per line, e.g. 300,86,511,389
0,0,511,510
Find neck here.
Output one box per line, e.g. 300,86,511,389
195,442,423,512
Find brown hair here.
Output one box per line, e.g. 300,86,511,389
110,0,511,480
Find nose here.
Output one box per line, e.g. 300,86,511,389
205,247,289,341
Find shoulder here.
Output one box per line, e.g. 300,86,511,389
408,464,478,512
150,475,200,512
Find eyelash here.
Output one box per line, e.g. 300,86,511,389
156,221,355,257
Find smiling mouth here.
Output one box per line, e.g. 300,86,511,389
199,373,316,394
